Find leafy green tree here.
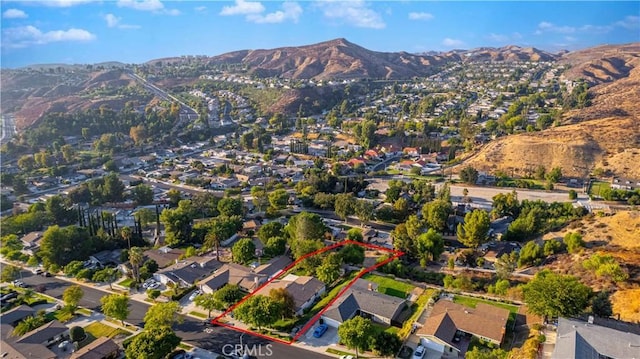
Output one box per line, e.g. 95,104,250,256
523,270,591,318
143,301,183,329
2,265,20,283
340,244,365,265
13,314,45,336
370,331,402,357
101,294,130,325
591,291,613,318
204,216,240,261
45,195,74,225
568,190,577,200
563,232,585,253
545,167,563,183
231,238,255,264
334,193,355,222
132,184,154,205
495,252,518,280
293,240,324,273
316,252,342,284
269,287,296,318
70,326,86,342
465,347,509,359
263,236,286,257
488,279,510,296
160,201,195,247
63,285,84,314
355,200,374,225
285,211,328,243
415,229,445,267
92,267,120,290
124,327,181,359
233,295,281,330
337,316,375,358
167,189,182,207
134,208,155,228
257,222,284,243
213,284,244,308
268,189,289,210
251,186,269,212
422,200,452,233
460,166,479,184
217,197,243,217
457,210,491,249
491,191,520,218
194,293,221,318
64,260,85,277
346,228,363,242
404,214,426,240
543,239,565,256
391,223,414,258
518,241,543,267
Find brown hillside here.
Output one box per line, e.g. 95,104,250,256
464,44,640,178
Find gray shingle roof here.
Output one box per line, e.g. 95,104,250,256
0,305,35,326
553,317,640,359
323,279,407,324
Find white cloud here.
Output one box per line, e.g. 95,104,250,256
39,0,94,7
615,15,640,30
487,33,508,42
315,0,385,29
195,6,207,13
442,38,464,47
536,21,576,34
104,13,120,27
247,2,302,24
220,0,265,16
2,25,95,48
408,12,433,21
104,13,141,29
117,0,180,15
3,9,27,19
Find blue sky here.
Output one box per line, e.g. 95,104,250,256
1,0,638,68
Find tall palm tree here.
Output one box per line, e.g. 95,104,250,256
205,231,222,261
129,246,144,283
121,226,132,250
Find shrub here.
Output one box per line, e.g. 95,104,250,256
147,289,161,300
70,326,86,342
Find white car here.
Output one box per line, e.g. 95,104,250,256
12,280,25,288
412,345,426,359
148,281,161,290
340,356,355,359
189,290,201,301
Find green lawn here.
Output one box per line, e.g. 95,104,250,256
589,181,611,197
189,311,207,319
362,274,416,299
452,295,519,314
117,278,133,288
84,322,132,338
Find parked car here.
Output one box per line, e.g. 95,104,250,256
33,268,43,275
189,290,202,301
41,271,52,277
339,356,355,359
412,345,426,359
0,291,18,303
313,324,328,338
12,280,25,288
148,281,160,289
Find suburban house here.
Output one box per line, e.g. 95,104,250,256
552,317,640,359
611,177,640,191
480,241,520,263
417,299,510,356
258,274,326,316
0,305,35,327
200,256,292,293
0,320,69,359
20,231,43,255
70,336,121,359
143,247,186,268
201,263,262,293
153,257,222,288
322,279,408,328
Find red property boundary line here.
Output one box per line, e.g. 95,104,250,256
211,240,404,345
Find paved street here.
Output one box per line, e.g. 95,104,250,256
17,269,331,359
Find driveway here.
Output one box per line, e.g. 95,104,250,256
299,324,339,348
